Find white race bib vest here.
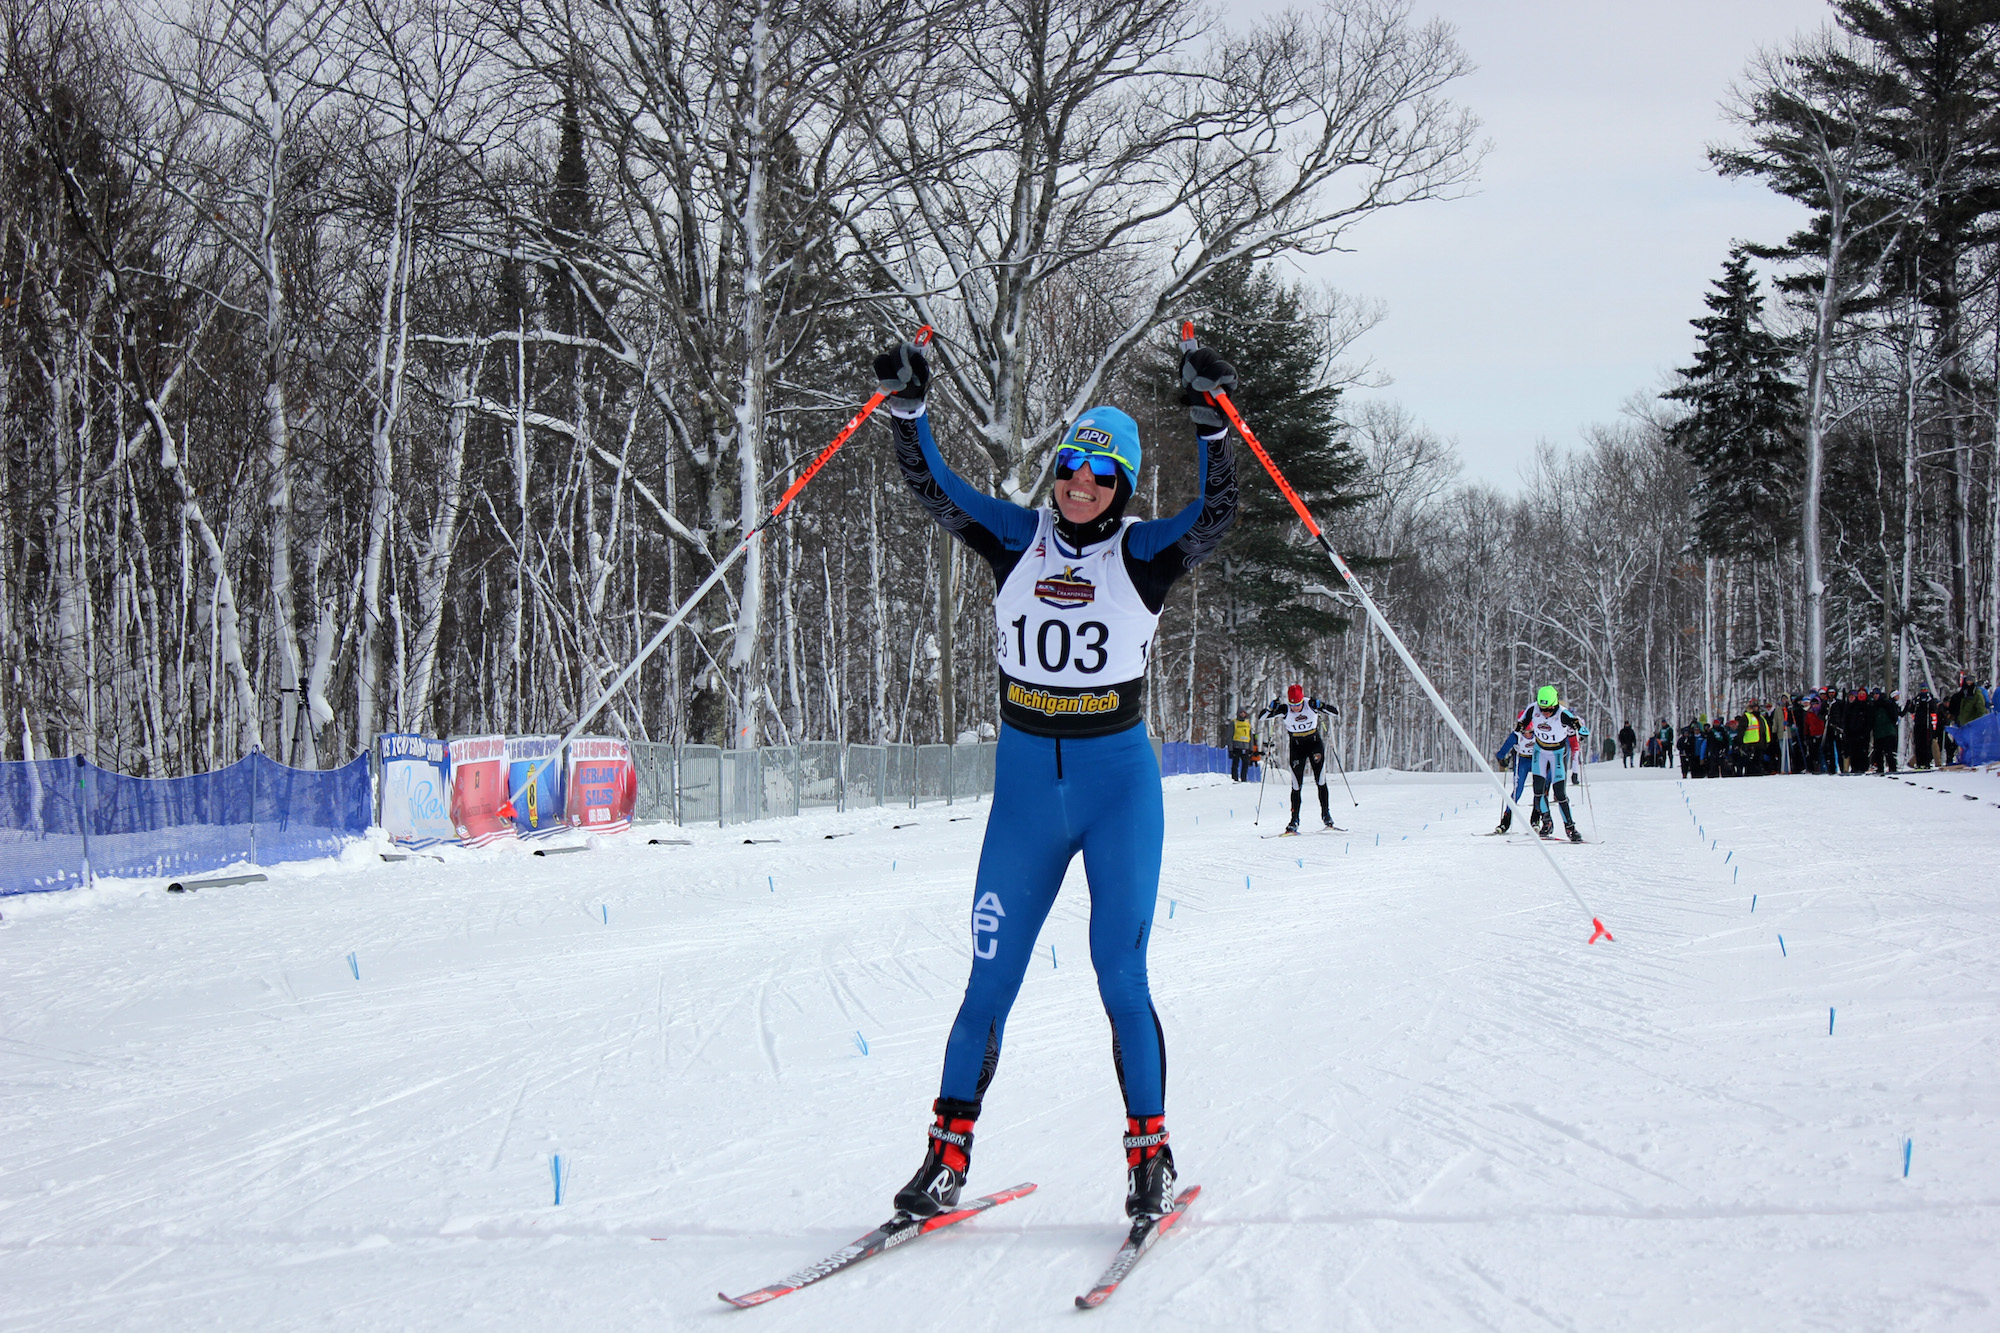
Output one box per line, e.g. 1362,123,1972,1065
993,510,1156,736
1526,708,1581,750
1282,701,1329,736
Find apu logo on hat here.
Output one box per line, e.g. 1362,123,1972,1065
1072,426,1114,448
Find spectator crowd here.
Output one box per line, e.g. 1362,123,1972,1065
1614,675,1995,779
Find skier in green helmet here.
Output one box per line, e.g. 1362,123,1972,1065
1513,685,1589,841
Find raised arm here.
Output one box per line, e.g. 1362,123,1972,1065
891,410,1038,578
875,341,1038,580
1121,345,1241,611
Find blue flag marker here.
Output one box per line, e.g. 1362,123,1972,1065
854,1030,869,1055
601,904,608,924
1725,850,1733,864
1297,858,1303,868
1169,899,1176,919
346,951,359,981
1829,1007,1835,1035
1051,945,1058,970
1751,894,1757,912
551,1154,565,1206
1778,934,1787,957
1904,1139,1913,1178
1734,866,1740,884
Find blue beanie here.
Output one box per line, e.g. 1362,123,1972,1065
1063,407,1141,487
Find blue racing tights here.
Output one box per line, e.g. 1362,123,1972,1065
938,721,1167,1117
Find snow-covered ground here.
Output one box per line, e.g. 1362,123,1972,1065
4,762,1998,1331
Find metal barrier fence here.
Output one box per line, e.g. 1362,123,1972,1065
624,740,1000,827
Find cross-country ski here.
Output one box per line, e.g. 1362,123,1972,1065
716,1183,1036,1309
1073,1185,1202,1309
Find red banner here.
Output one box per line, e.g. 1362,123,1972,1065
565,738,637,834
448,735,516,847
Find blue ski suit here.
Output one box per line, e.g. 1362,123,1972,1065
894,407,1236,1117
1494,731,1532,806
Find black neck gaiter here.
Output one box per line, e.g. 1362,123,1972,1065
1053,473,1133,548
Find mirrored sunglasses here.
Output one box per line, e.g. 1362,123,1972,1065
1056,446,1122,479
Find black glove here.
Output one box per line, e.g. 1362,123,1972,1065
1180,347,1235,431
873,341,929,408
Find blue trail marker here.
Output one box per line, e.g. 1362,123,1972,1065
346,951,359,980
1725,850,1733,864
1778,934,1787,957
853,1031,868,1056
601,904,608,924
1245,875,1251,890
551,1154,565,1206
1051,945,1058,970
1904,1139,1913,1178
1751,894,1757,912
1829,1007,1835,1035
1734,866,1740,884
1169,899,1176,919
1297,858,1303,868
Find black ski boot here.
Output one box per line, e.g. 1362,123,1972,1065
893,1098,978,1218
1566,823,1583,843
1494,808,1513,835
1322,815,1338,830
1284,816,1300,834
1124,1116,1177,1219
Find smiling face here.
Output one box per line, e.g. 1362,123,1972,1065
1054,463,1117,525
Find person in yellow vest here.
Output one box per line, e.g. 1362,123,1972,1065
1227,708,1255,782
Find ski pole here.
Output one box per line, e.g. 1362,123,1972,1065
1252,722,1271,824
502,327,933,811
1327,723,1358,807
1182,321,1610,941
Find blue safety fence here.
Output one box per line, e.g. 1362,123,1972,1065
1948,710,2000,766
0,752,372,897
1158,741,1259,782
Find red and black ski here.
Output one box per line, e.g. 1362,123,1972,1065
1074,1184,1201,1309
717,1182,1036,1309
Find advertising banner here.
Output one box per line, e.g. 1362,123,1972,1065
448,734,515,847
506,735,567,841
565,738,637,834
378,734,454,847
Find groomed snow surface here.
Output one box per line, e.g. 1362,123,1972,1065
4,763,1999,1331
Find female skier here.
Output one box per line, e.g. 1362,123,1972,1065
874,335,1238,1223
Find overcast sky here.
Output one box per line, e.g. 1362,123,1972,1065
1269,0,1836,488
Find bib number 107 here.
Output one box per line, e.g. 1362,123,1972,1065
1011,616,1108,674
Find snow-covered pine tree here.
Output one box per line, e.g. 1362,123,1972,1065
1665,248,1804,557
1171,263,1368,699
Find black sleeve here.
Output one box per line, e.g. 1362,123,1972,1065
1123,428,1239,613
892,412,1038,583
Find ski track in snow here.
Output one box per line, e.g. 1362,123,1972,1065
2,767,1998,1330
